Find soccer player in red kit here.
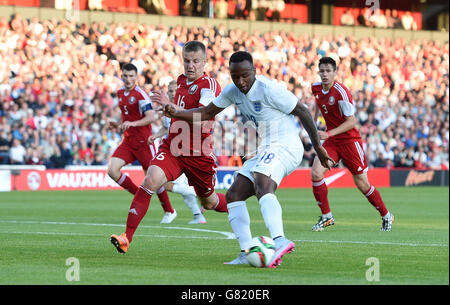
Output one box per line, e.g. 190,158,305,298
107,63,175,224
310,57,394,231
110,42,228,253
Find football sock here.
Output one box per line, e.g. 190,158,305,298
116,173,138,195
183,194,202,215
213,193,228,213
259,193,284,239
157,186,174,214
364,185,389,217
312,179,331,215
227,201,252,251
125,185,153,242
172,183,196,197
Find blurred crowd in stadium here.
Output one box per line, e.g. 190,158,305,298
0,13,448,170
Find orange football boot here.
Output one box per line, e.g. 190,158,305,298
110,233,129,254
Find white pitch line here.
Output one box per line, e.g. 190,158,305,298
0,220,235,239
1,220,448,247
4,231,229,240
292,239,449,248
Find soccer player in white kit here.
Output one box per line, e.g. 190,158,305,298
162,51,333,268
149,80,207,224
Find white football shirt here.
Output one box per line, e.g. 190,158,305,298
213,75,302,149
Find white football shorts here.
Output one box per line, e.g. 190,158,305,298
172,173,189,185
236,143,304,186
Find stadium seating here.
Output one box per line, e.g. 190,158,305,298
0,14,448,170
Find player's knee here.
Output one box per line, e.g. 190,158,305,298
164,182,174,192
225,189,239,203
200,193,222,210
355,178,371,193
200,199,215,210
311,166,324,181
141,174,162,192
107,167,120,181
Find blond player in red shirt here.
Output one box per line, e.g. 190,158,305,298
310,57,394,232
107,63,175,224
110,42,228,254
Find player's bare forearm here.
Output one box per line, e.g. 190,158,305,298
153,126,169,139
292,102,334,169
122,111,155,130
313,104,319,124
166,103,223,122
327,115,357,137
292,102,322,148
148,126,168,144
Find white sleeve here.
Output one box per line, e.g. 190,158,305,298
337,89,356,116
338,100,356,116
162,117,171,128
198,88,216,107
137,87,153,112
213,84,234,109
267,84,297,114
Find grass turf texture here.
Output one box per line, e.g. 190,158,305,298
0,187,448,285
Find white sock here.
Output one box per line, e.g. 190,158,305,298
172,183,196,197
183,194,201,215
259,193,284,239
382,211,391,219
157,186,165,194
227,201,252,251
322,212,333,218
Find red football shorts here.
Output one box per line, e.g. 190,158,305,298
112,137,157,171
323,139,368,175
151,142,217,198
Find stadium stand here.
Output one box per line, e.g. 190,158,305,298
0,10,448,170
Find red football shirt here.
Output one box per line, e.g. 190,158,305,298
116,85,153,142
311,81,361,142
166,73,221,156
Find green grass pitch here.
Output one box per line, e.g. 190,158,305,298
0,187,448,285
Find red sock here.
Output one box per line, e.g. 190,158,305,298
125,186,153,242
213,193,228,213
117,173,138,195
365,185,388,217
157,187,174,213
312,179,331,215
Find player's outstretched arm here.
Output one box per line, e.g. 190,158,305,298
122,110,155,130
320,115,357,140
291,101,334,169
163,103,224,122
148,126,169,144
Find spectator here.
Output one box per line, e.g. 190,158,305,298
149,0,168,15
369,8,388,28
256,1,268,21
78,138,94,162
215,0,228,19
26,147,43,165
340,9,355,26
0,133,11,164
9,138,27,165
88,0,103,10
235,0,247,19
271,0,285,22
0,16,447,171
373,151,387,168
401,11,417,31
357,8,369,26
390,9,402,29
